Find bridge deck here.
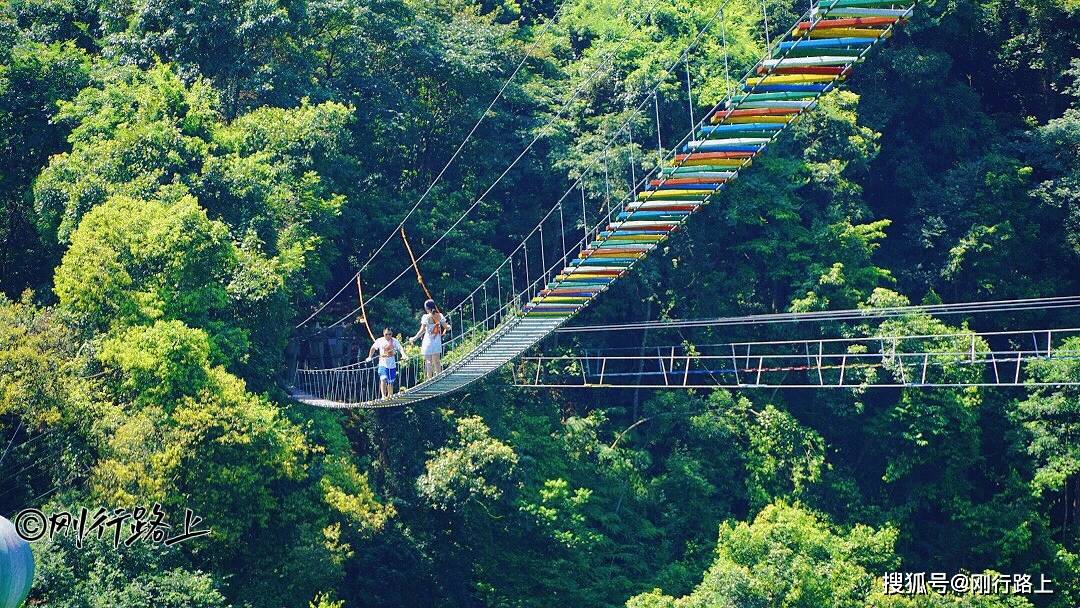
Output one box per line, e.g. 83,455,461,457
289,316,563,407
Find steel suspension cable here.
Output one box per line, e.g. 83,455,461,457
315,0,829,341
553,296,1080,333
310,52,622,334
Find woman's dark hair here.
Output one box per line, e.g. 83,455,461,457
424,299,437,312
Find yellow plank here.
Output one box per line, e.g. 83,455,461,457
581,251,647,258
745,74,837,85
604,235,668,241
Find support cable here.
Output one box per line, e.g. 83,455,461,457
355,276,377,342
440,0,747,323
555,296,1080,333
319,47,627,331
401,228,437,309
308,0,783,342
762,0,772,48
685,58,695,131
720,9,732,99
654,94,663,153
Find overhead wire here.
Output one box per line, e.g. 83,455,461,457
0,442,65,499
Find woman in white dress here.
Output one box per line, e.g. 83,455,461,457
409,299,451,379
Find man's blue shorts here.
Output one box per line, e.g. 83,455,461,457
378,365,397,383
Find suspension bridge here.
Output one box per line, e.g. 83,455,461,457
284,0,1021,408
514,327,1080,389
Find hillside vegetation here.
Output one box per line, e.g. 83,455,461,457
0,0,1078,606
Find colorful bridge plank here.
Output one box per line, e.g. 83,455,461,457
523,0,912,320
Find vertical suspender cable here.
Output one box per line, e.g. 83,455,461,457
523,242,530,300
559,203,567,261
685,59,695,131
654,94,663,153
720,9,733,99
356,276,377,342
604,154,611,214
400,228,438,309
581,185,588,243
762,0,772,48
539,224,547,278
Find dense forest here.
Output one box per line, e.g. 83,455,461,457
1,0,1079,605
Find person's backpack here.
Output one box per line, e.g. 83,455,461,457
430,312,444,337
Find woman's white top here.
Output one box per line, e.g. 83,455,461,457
420,312,449,356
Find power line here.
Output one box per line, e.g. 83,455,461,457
0,431,73,500
7,428,56,455
0,427,64,488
